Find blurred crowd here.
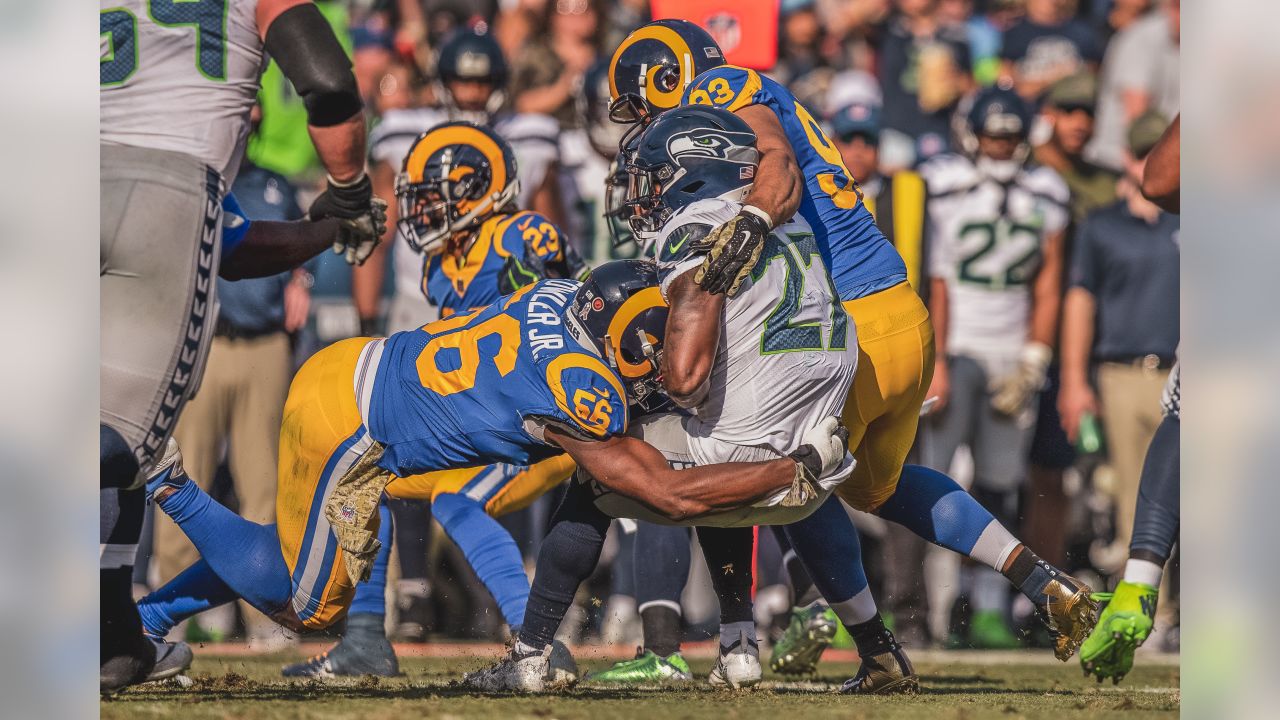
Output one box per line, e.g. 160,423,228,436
134,0,1179,653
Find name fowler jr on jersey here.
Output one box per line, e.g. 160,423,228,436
523,279,579,357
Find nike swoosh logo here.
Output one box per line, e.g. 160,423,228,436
668,231,692,255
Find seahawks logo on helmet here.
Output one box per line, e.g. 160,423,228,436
666,128,756,164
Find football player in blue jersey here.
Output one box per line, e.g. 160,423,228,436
279,122,590,678
133,264,848,680
599,19,1098,689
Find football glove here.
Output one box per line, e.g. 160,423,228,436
498,253,548,295
694,206,771,297
990,342,1052,416
780,417,849,507
309,173,387,266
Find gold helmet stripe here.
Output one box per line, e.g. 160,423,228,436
608,24,695,111
604,286,667,379
402,123,509,192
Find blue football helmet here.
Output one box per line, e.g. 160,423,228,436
608,19,725,125
966,86,1033,139
620,105,759,239
436,27,508,123
564,260,670,414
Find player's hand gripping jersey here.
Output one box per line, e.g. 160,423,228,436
655,198,857,482
681,66,907,300
424,210,588,314
921,154,1070,364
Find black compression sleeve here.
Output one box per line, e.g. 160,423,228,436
263,4,363,127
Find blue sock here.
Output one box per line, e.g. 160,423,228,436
155,479,291,616
349,501,395,617
878,464,1017,569
137,558,238,638
784,496,877,625
433,492,529,630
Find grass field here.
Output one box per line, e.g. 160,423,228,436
102,646,1179,719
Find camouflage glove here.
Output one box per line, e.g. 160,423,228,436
990,342,1052,416
694,206,771,297
781,417,850,507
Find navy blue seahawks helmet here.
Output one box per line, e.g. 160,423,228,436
621,105,759,238
966,86,1033,138
608,19,725,124
437,27,508,121
565,260,670,414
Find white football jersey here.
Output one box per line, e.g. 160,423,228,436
100,0,267,188
922,155,1069,362
655,198,858,473
368,107,561,302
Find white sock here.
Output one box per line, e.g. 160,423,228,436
719,621,757,655
969,520,1021,571
1122,559,1164,589
829,586,878,626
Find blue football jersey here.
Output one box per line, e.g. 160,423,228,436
367,279,629,477
682,65,907,301
423,211,582,315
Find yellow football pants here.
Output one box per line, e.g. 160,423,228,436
275,338,575,629
835,282,936,512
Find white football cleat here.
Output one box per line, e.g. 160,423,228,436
548,640,579,685
707,629,762,689
463,643,551,693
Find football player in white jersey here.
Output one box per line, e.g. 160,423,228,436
919,86,1070,647
100,0,381,691
354,27,565,337
464,106,857,693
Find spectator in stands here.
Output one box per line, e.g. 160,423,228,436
774,0,829,87
1058,112,1179,572
1034,71,1120,226
153,155,312,649
877,0,974,170
1000,0,1103,101
938,0,1022,87
509,0,604,128
1088,0,1179,171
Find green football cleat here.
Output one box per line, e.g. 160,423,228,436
769,604,839,675
968,610,1020,649
586,649,692,684
1079,581,1157,685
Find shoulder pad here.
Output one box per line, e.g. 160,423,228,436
544,352,628,438
683,65,762,113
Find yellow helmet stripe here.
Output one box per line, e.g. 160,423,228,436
545,353,629,437
403,124,508,192
609,24,695,110
605,286,666,379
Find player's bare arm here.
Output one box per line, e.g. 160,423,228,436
219,218,340,280
926,275,951,413
1142,114,1179,213
736,104,804,228
696,105,803,297
661,270,724,408
258,0,384,265
351,162,398,333
1029,229,1065,349
545,428,813,522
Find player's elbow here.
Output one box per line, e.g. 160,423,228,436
651,491,704,523
663,367,708,409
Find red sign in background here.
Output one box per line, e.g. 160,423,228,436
649,0,780,71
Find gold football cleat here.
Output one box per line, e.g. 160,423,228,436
839,645,920,695
1040,572,1101,661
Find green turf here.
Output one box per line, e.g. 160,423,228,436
103,654,1179,719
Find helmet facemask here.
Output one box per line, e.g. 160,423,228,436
395,146,520,254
